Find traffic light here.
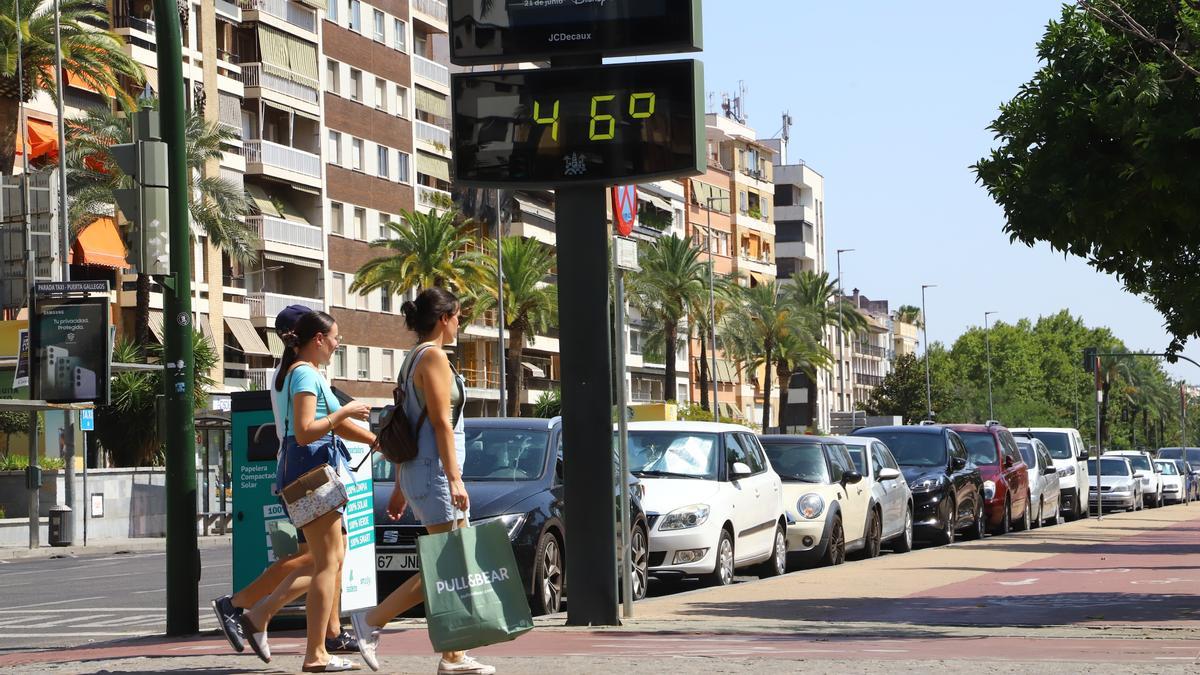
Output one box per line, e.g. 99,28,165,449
1083,347,1098,373
112,109,170,276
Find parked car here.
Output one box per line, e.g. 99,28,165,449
1155,459,1187,504
850,425,985,544
1011,427,1091,520
833,435,915,553
1087,456,1144,512
373,417,649,615
947,422,1031,534
1181,461,1200,501
1015,436,1062,527
757,436,876,567
1104,450,1162,507
630,422,787,586
1156,448,1200,498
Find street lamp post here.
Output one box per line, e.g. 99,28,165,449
984,311,997,420
836,249,854,420
702,192,726,422
921,284,937,421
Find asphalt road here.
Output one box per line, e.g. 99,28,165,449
0,547,231,652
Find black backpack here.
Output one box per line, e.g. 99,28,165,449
369,345,434,466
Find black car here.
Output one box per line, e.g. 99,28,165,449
373,416,649,615
851,425,985,544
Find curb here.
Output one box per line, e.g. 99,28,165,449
0,534,231,562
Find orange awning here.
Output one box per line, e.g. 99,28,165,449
15,118,58,161
65,69,117,98
69,216,129,269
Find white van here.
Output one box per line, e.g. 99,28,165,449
1011,427,1090,520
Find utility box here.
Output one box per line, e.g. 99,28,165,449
630,403,678,422
48,504,73,547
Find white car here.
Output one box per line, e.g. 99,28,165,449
629,422,787,586
1155,459,1187,504
1088,456,1144,512
834,435,915,553
1012,427,1090,520
1015,436,1061,527
1105,450,1162,507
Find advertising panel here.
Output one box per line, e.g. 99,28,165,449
32,290,111,405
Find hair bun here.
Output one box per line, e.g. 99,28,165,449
400,300,418,316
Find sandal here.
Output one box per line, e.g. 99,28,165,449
236,613,270,663
302,655,362,672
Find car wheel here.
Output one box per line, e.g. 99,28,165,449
1013,493,1031,532
864,508,882,558
532,532,564,616
892,505,914,554
1066,489,1081,520
936,498,956,546
1031,498,1043,530
962,498,986,541
754,523,787,578
706,529,735,587
822,515,846,565
630,522,649,601
995,498,1011,536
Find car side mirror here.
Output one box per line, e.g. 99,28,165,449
878,467,901,481
1042,465,1057,476
1003,455,1014,469
555,460,564,484
1077,451,1089,461
731,462,752,479
951,457,966,471
842,470,863,485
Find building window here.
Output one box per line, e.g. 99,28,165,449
328,0,339,23
378,213,391,239
377,145,390,179
349,0,361,32
325,59,339,93
331,272,346,306
353,207,366,240
349,68,362,101
382,349,395,381
357,347,370,379
374,79,387,112
629,328,643,355
327,130,342,165
351,138,364,170
329,201,343,235
380,291,392,313
396,151,410,182
357,284,369,310
395,85,408,117
393,18,406,51
332,346,347,378
373,9,385,41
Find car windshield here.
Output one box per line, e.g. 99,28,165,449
1116,454,1152,472
373,427,549,482
843,443,867,474
960,432,999,465
762,442,830,483
1016,441,1035,467
1027,432,1073,460
628,431,719,480
1156,461,1178,475
1088,458,1131,476
864,431,947,467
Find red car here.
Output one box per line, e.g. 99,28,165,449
946,422,1031,534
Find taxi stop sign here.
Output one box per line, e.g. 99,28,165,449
612,186,637,236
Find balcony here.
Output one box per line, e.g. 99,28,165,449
248,368,274,391
215,0,241,21
249,214,323,254
736,210,775,235
412,0,448,29
248,292,324,325
737,252,776,278
417,184,452,212
241,63,319,105
112,14,155,35
239,0,316,33
855,343,890,359
855,373,885,387
415,120,451,153
413,55,450,89
245,140,322,183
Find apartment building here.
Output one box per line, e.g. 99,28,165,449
847,291,894,406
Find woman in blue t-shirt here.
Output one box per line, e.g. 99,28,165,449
254,310,372,672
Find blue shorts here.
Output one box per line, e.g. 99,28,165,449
399,457,469,526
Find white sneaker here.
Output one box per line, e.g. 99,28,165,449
349,610,380,672
437,655,496,674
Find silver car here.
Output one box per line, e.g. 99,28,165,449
836,435,916,554
1155,460,1188,504
1087,456,1144,512
1016,436,1061,526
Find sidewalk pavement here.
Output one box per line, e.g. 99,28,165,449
0,534,231,562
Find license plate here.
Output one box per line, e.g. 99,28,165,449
376,553,419,571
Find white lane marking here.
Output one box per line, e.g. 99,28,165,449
863,649,910,653
1154,657,1200,661
4,596,106,610
0,615,121,628
132,588,166,595
0,561,127,578
1131,578,1192,585
998,578,1039,586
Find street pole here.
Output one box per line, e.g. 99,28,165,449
52,0,76,544
836,249,853,419
155,0,199,635
495,189,507,417
16,2,38,550
612,241,634,619
705,197,720,422
1095,354,1102,520
921,284,936,420
984,311,996,421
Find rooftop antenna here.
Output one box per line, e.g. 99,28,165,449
736,81,748,125
779,111,792,164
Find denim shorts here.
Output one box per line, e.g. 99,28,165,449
399,457,469,526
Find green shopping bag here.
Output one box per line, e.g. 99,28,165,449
418,520,534,653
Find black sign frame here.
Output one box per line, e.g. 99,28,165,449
449,0,703,66
31,281,112,405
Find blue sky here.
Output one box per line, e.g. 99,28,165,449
690,1,1200,382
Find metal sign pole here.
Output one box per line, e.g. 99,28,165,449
1095,355,1103,520
82,430,88,546
613,237,636,619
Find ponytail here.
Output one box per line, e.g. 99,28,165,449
273,310,336,392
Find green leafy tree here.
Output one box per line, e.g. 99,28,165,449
974,1,1200,355
895,305,922,327
864,351,954,424
0,0,144,174
532,389,562,419
488,236,557,417
67,101,255,347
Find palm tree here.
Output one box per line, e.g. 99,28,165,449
773,328,832,430
488,235,556,417
350,208,488,298
0,0,143,174
688,270,736,413
629,234,709,402
66,101,255,347
895,304,923,327
720,281,808,429
786,270,869,338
